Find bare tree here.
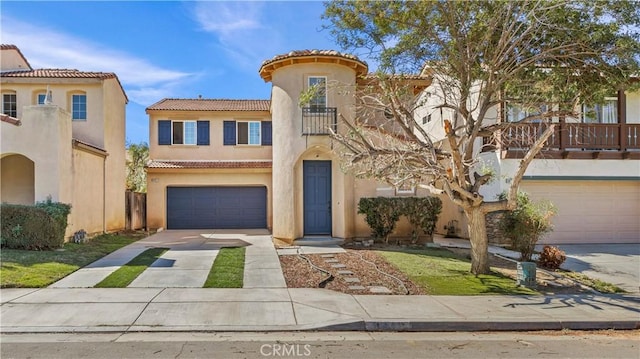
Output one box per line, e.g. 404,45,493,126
323,0,640,274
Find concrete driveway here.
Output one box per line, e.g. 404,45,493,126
552,244,640,293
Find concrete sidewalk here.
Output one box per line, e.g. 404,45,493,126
1,288,639,333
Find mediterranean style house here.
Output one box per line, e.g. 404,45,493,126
146,49,639,245
0,44,128,237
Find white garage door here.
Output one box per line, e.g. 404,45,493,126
521,180,640,244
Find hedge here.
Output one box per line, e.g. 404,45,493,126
1,200,71,250
358,196,442,243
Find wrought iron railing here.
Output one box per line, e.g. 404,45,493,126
302,107,337,135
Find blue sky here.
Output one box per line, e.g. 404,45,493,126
1,1,364,145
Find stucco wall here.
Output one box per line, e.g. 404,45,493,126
148,110,272,160
70,147,106,235
0,154,35,204
146,169,273,230
269,62,358,242
102,78,127,231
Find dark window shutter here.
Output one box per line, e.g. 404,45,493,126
261,121,272,146
223,121,236,145
158,120,171,145
197,121,210,145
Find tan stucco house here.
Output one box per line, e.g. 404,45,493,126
146,49,639,245
0,44,128,237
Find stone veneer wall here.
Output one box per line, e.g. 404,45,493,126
485,211,512,246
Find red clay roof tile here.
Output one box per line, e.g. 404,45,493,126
146,99,270,112
146,160,272,169
1,68,117,80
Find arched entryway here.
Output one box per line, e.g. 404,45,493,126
1,154,35,204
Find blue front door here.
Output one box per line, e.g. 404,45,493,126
303,160,332,235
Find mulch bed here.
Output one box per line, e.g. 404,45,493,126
279,245,591,295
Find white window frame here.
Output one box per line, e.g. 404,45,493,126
2,92,17,117
307,76,327,112
171,120,197,145
582,97,618,124
236,121,261,145
71,93,87,121
505,103,548,123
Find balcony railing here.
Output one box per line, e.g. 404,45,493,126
486,122,640,159
302,107,337,135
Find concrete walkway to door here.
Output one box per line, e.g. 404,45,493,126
49,229,286,289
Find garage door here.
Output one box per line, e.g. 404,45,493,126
521,180,640,244
167,186,267,229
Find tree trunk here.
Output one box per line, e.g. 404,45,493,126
466,206,490,275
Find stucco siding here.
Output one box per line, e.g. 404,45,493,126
70,148,106,235
0,154,35,205
148,111,272,161
146,169,272,230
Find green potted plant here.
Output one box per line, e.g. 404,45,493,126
499,191,556,287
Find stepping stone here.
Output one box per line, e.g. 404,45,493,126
337,270,354,275
348,285,366,290
344,277,361,283
324,259,339,263
369,286,392,294
331,264,346,268
320,254,335,258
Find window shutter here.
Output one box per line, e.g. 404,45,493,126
197,121,210,145
158,120,171,145
223,121,236,145
261,121,272,146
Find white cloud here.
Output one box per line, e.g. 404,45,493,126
190,1,283,69
1,16,194,105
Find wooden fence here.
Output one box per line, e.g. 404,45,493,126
125,191,146,231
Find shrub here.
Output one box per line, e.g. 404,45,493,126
358,197,402,243
1,200,71,250
538,245,567,270
498,192,556,262
358,196,442,244
402,197,442,243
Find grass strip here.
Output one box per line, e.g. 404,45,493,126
377,248,539,295
94,247,168,288
203,247,246,288
563,271,626,294
1,232,145,288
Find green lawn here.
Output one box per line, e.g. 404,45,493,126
1,232,145,288
203,247,246,288
95,247,168,288
377,248,539,295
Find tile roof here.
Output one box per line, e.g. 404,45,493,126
259,49,368,82
1,68,117,80
1,44,32,70
146,160,273,169
146,99,271,112
0,114,21,126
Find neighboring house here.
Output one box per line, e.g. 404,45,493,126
0,44,128,237
416,75,640,244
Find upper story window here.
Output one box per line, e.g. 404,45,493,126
237,121,261,145
223,120,272,146
505,103,548,122
37,93,47,105
583,97,617,123
308,76,327,111
71,93,87,121
172,120,197,145
158,120,209,146
2,92,17,117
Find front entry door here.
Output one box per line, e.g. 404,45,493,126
303,160,332,235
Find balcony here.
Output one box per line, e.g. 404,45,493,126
486,122,640,159
302,107,337,135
